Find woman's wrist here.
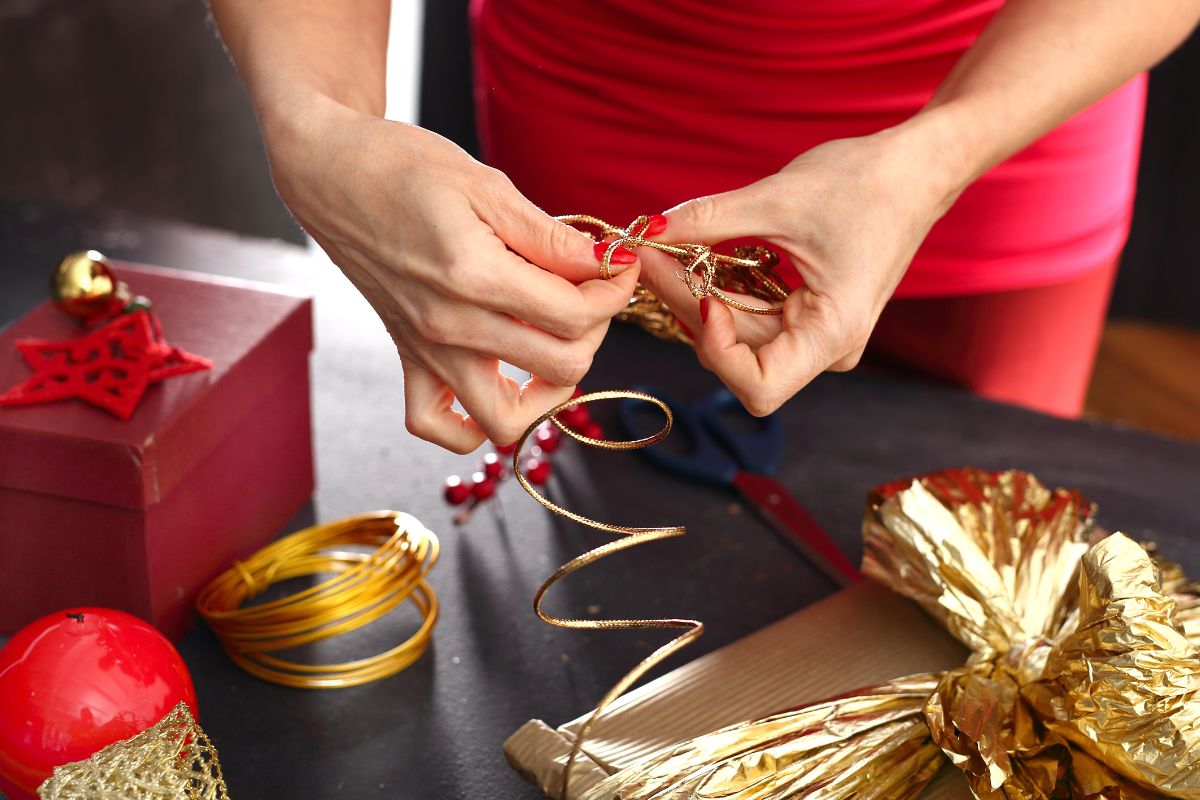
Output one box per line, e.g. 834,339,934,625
878,104,990,221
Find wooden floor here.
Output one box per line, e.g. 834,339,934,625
1085,321,1200,441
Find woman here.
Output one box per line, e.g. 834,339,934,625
210,0,1200,452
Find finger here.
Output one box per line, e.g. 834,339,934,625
658,179,780,244
467,246,641,341
693,293,829,417
420,300,607,387
638,247,781,350
478,179,617,282
401,358,487,454
442,355,575,445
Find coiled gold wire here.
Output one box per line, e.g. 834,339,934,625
195,511,439,689
512,390,704,798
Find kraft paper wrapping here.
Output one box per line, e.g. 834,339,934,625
504,581,970,799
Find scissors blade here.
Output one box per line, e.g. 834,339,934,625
731,471,861,587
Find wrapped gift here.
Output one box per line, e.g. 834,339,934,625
0,263,313,640
506,469,1200,800
506,580,972,799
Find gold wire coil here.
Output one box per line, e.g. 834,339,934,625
195,511,439,689
512,390,704,797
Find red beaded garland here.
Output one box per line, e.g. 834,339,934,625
471,471,497,500
524,457,552,485
443,476,471,506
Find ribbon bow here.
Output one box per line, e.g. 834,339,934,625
578,468,1200,800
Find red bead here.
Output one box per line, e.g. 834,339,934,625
0,608,196,800
580,421,605,441
471,471,497,500
482,452,505,480
534,425,561,453
443,476,471,506
493,441,517,455
524,458,552,485
571,387,583,399
556,403,591,431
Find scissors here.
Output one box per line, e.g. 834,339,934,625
617,386,860,587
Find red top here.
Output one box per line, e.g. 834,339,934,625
471,0,1145,297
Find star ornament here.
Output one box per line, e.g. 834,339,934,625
0,310,211,420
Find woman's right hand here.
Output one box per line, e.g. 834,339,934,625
262,96,639,453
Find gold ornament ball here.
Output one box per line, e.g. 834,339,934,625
51,250,123,318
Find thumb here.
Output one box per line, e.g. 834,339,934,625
659,183,765,244
489,192,616,283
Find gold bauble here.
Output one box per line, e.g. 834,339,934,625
51,250,126,318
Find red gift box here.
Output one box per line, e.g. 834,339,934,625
0,263,314,640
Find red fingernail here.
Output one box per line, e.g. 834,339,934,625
699,297,710,325
594,242,637,264
644,214,668,237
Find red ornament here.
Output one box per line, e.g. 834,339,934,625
481,451,506,480
471,471,497,500
443,475,471,506
556,403,591,432
580,421,606,441
0,608,197,800
524,457,552,485
534,424,561,453
0,310,210,420
493,441,517,455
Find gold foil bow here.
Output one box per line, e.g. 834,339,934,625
575,468,1200,800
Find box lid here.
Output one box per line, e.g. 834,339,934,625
0,263,313,509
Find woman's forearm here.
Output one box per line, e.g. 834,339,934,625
208,0,390,128
899,0,1200,209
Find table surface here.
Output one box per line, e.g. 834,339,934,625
3,199,1199,800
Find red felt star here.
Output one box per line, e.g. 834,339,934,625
0,310,211,420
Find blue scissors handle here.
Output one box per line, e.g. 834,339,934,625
617,389,738,486
617,386,784,485
697,389,783,476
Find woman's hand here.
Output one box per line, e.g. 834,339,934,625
263,96,639,452
638,123,964,416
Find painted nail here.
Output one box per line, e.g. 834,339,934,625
593,242,637,264
699,297,710,325
644,214,668,237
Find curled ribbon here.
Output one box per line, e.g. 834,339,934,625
512,389,704,799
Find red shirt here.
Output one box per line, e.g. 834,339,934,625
471,0,1145,297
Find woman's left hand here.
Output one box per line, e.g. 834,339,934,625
638,123,965,416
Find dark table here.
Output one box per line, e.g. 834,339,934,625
2,200,1199,799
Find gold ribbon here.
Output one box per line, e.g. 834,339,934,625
511,389,705,799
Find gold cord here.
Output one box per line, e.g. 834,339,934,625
195,511,439,689
557,214,790,316
512,390,704,799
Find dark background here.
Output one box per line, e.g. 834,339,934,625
0,0,1197,326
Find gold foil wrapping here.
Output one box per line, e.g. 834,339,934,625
579,468,1200,800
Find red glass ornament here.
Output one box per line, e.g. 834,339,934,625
471,471,497,500
481,452,505,480
0,608,197,800
524,457,553,485
556,403,591,432
493,441,517,455
580,421,606,441
534,424,561,454
443,475,471,506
